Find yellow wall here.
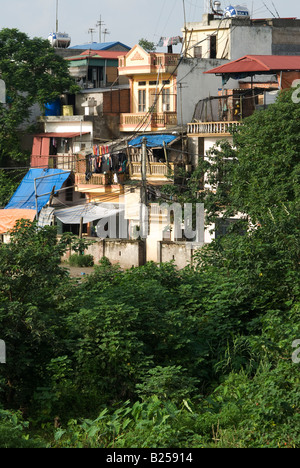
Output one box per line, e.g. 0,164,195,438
183,21,231,59
131,74,177,114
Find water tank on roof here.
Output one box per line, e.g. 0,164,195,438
48,32,71,48
224,5,250,18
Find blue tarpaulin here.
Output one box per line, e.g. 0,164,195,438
129,134,178,148
5,169,71,213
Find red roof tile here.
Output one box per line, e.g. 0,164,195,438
79,50,128,59
205,55,300,75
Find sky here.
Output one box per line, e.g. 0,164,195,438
1,0,299,51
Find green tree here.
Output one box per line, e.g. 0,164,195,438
0,221,72,409
0,170,22,207
138,38,156,53
0,28,78,165
229,89,300,223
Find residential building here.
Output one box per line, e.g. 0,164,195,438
65,49,129,90
187,54,300,243
178,14,300,124
182,15,300,60
54,41,131,58
118,45,179,132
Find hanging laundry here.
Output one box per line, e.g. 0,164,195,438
157,36,182,47
111,154,119,172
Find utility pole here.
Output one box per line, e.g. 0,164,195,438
140,137,148,239
56,0,59,33
88,28,96,43
183,0,187,57
103,28,110,43
96,15,105,43
141,137,147,206
178,82,187,155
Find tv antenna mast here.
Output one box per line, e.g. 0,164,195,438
88,28,96,42
56,0,59,33
103,28,110,43
96,15,106,43
204,0,211,14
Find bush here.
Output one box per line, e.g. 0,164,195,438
69,254,94,268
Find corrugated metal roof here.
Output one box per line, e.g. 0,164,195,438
34,133,90,138
66,50,128,62
80,50,128,59
68,41,131,51
205,55,300,75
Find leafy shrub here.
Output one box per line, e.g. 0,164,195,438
0,410,45,448
69,254,94,267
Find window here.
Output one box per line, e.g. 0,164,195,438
149,81,158,86
138,81,146,86
138,89,146,112
194,46,202,58
210,35,217,59
162,89,171,111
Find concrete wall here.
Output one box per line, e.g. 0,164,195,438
177,58,239,124
158,241,203,269
62,238,146,269
230,25,272,60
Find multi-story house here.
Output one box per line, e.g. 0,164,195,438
118,44,179,133
187,54,300,242
178,12,300,124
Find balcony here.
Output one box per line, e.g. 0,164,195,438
75,173,127,187
187,121,243,137
120,112,177,132
31,154,77,171
129,162,175,181
118,53,180,76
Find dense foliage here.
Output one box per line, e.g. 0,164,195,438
0,28,78,166
0,90,299,448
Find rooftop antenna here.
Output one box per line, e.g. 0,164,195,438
96,15,105,43
88,28,96,42
262,2,277,18
204,0,211,14
272,1,280,18
56,0,59,33
103,28,110,43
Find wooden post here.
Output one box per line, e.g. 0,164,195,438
79,216,83,239
163,141,169,168
126,141,132,177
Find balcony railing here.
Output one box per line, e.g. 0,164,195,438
31,154,76,171
75,173,127,187
129,162,175,180
120,112,177,131
187,121,243,136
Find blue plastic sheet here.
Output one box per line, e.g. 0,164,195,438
129,134,178,148
5,169,71,213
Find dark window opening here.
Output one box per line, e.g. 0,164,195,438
65,177,74,202
210,35,217,59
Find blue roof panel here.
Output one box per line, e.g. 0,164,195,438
5,169,71,213
68,41,130,51
129,134,178,148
